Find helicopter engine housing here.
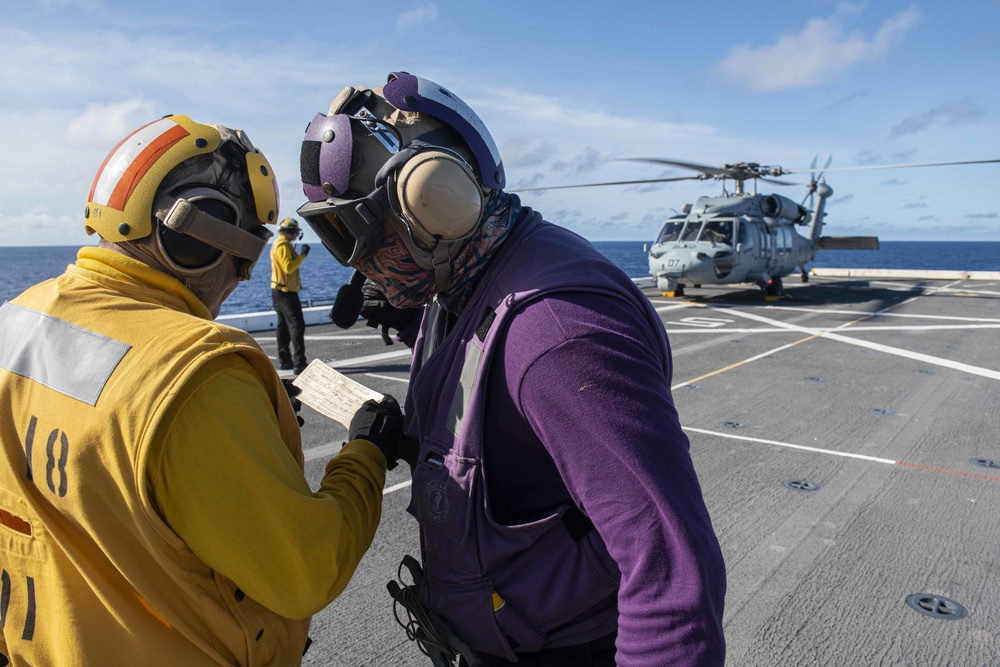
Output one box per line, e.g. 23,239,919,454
763,194,806,222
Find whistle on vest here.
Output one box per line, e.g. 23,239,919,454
386,555,482,667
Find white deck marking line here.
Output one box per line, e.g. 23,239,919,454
304,334,389,341
366,372,410,384
385,480,413,495
253,331,385,342
685,427,1000,483
303,443,340,462
868,281,1000,297
305,432,1000,486
759,304,1000,324
654,303,697,313
325,349,412,368
722,307,1000,381
671,335,817,390
300,441,414,494
664,324,1000,334
255,334,385,342
671,289,946,389
685,427,897,464
817,324,1000,332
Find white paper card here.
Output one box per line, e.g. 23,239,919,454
291,359,384,428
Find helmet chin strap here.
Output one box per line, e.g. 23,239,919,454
382,207,468,294
431,249,452,293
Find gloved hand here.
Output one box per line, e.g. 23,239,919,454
360,279,421,345
281,378,305,427
349,395,404,470
301,244,311,256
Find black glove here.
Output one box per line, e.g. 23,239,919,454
301,244,311,256
360,280,421,345
281,379,305,427
349,395,404,469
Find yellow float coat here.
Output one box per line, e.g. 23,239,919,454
270,236,304,293
0,247,385,665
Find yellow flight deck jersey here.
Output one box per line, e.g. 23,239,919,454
0,247,386,666
270,235,304,293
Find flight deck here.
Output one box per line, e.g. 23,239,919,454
252,274,1000,666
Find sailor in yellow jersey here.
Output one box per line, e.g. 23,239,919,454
270,218,310,374
0,115,404,666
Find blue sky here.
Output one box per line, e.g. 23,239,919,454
1,0,997,246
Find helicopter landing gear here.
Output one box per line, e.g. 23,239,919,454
800,268,809,283
658,277,684,297
764,276,784,301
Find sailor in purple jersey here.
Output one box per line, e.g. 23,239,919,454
298,72,726,667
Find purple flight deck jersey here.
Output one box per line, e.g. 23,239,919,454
403,211,726,666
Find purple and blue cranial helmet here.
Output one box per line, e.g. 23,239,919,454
297,72,505,269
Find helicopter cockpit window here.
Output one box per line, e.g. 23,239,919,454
681,222,702,242
656,220,683,244
739,221,754,250
699,220,733,245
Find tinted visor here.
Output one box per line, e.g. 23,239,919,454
296,194,385,266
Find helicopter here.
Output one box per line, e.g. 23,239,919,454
523,156,1000,299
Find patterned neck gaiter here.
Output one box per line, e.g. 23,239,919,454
356,190,521,310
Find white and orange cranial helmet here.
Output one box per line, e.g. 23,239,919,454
86,114,279,278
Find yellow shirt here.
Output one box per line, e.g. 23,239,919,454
0,247,385,666
270,235,304,293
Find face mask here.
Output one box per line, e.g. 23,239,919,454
354,190,521,310
355,226,435,309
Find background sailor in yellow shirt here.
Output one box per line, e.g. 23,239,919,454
0,114,404,666
270,217,310,374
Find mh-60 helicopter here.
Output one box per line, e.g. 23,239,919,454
525,156,999,299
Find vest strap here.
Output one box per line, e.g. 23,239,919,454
474,307,495,342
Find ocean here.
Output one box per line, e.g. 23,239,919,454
2,241,998,316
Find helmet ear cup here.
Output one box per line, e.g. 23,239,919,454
159,194,237,269
391,150,483,243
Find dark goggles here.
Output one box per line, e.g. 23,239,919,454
296,189,387,266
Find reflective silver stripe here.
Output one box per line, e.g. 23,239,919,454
446,339,483,436
0,302,130,406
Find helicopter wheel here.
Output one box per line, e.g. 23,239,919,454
800,269,809,283
675,283,686,297
765,276,784,300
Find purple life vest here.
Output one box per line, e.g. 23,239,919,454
404,213,672,660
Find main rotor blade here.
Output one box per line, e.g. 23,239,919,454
760,177,798,186
779,158,1000,174
616,157,728,177
519,175,703,192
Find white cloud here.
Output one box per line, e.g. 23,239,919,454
397,5,439,32
551,146,604,175
67,98,156,147
889,99,987,137
477,85,717,141
0,201,83,246
713,5,921,92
